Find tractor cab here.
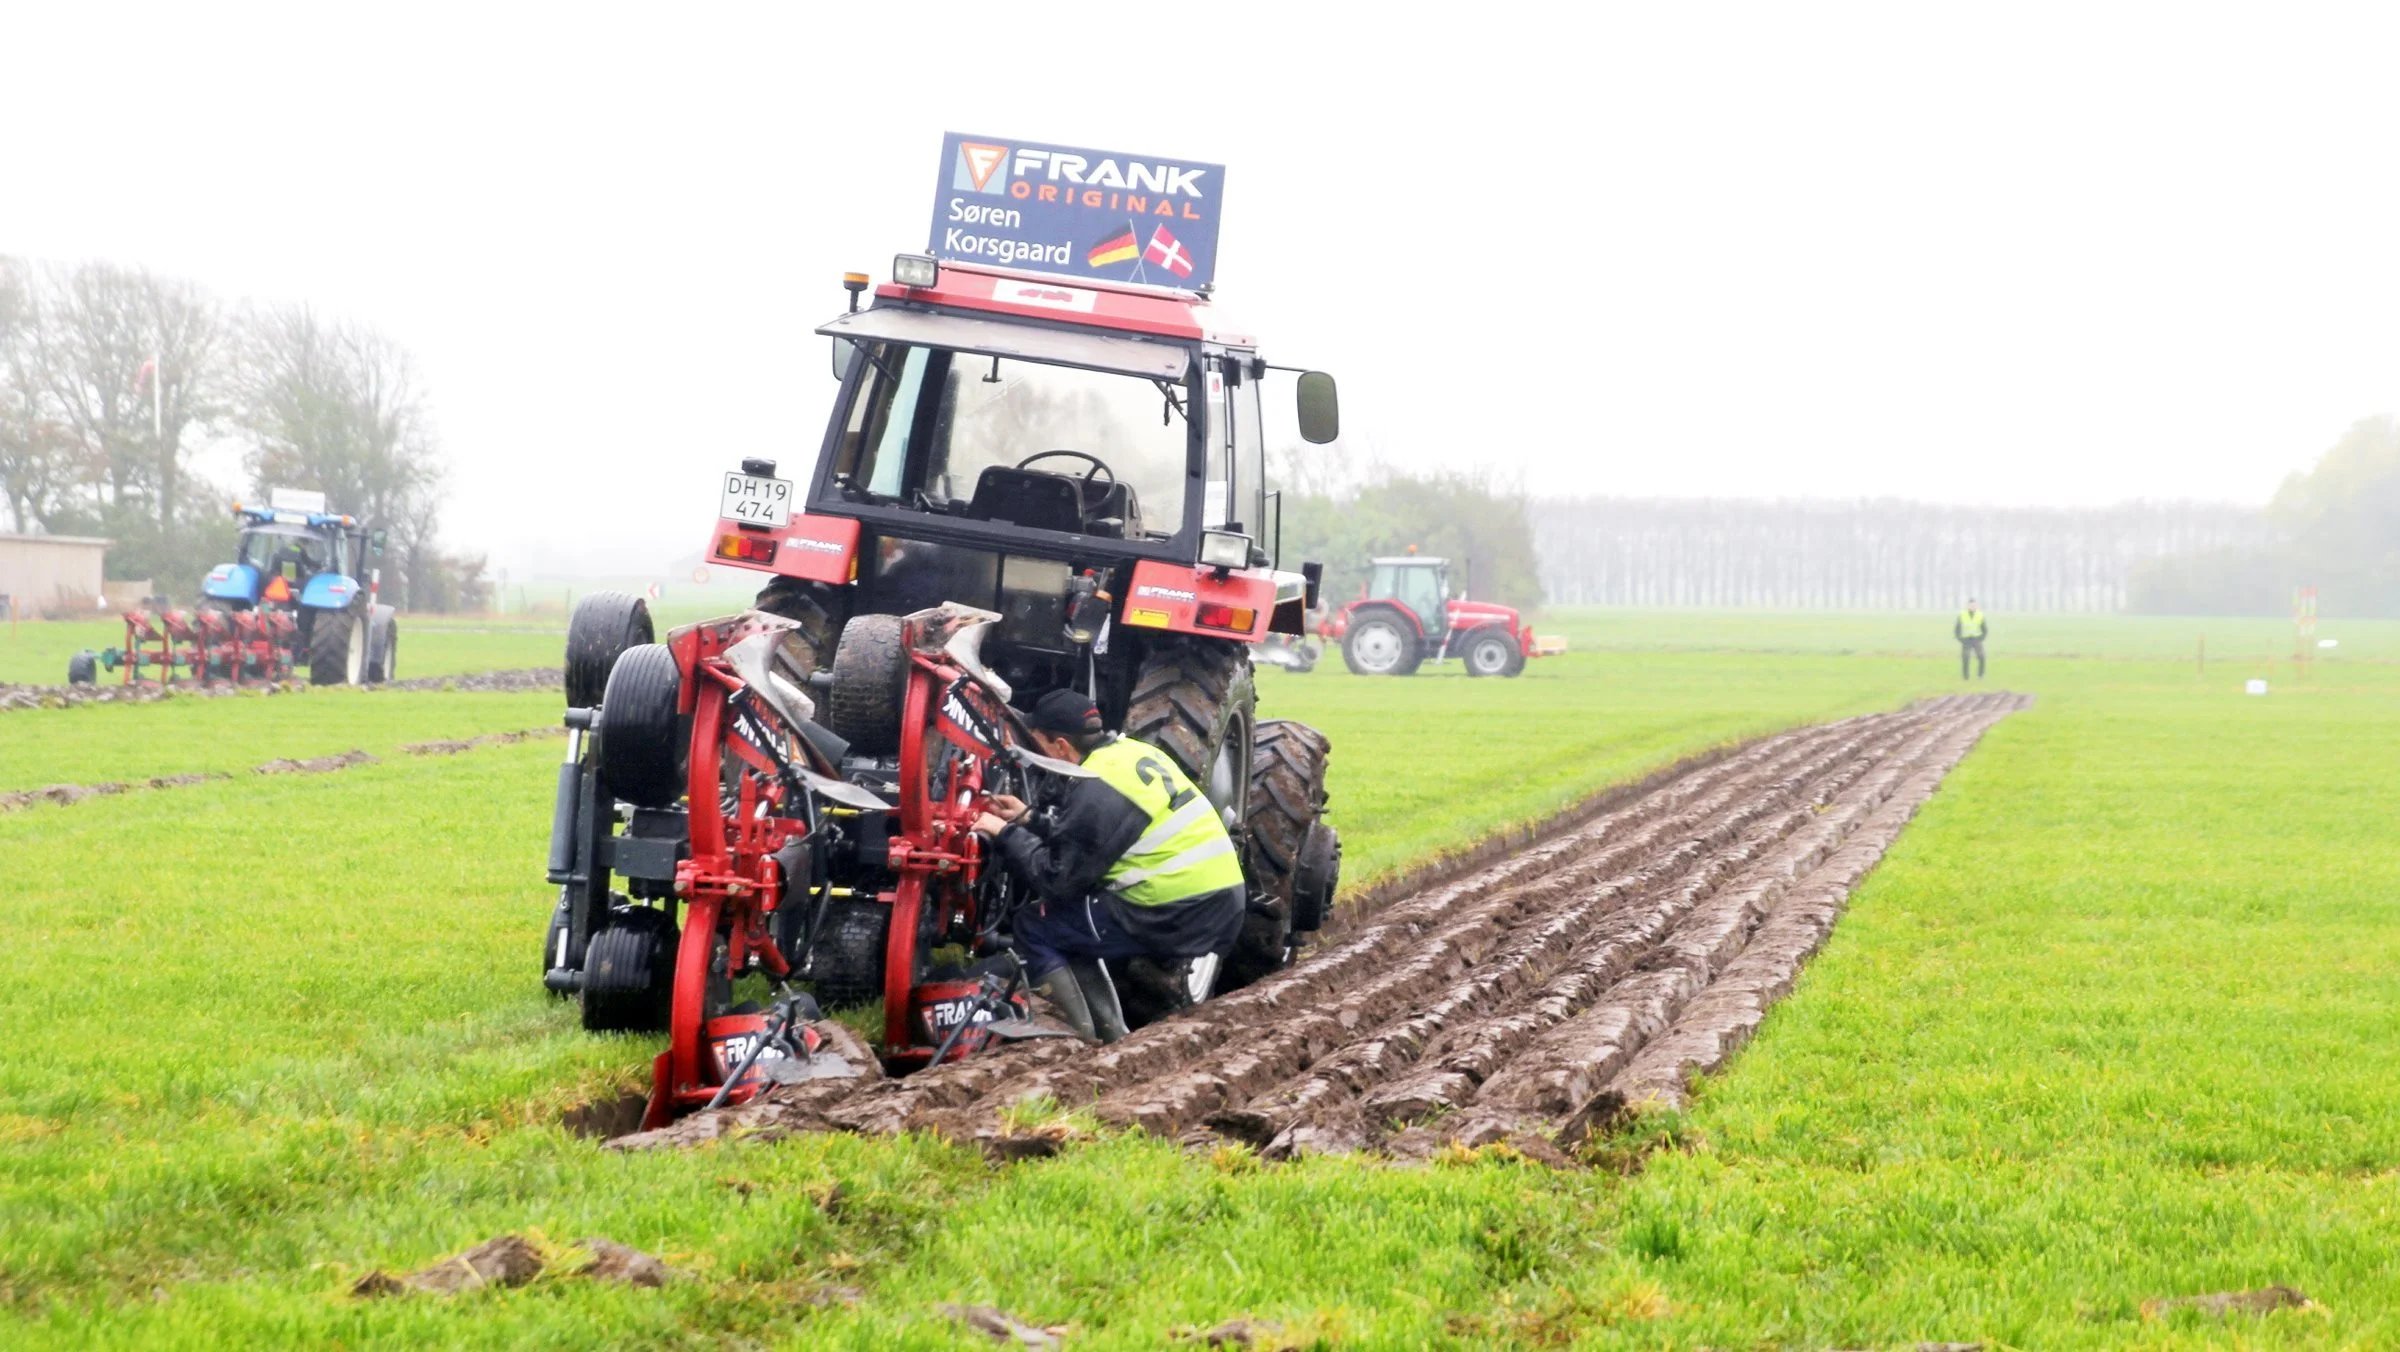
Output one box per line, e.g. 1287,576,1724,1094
1366,556,1452,627
709,254,1340,709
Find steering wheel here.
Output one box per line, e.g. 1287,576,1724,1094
1016,450,1117,490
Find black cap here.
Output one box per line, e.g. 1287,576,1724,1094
1025,689,1103,736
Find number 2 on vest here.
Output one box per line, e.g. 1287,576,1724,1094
1133,756,1198,810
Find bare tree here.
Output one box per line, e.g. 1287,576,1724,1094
28,261,223,527
236,304,446,602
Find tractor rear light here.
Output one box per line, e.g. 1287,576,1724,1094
1198,530,1251,570
1195,602,1256,633
892,253,940,289
714,532,779,565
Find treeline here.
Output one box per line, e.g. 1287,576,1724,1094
1533,498,2266,612
0,256,487,610
1268,458,1542,610
2130,415,2400,617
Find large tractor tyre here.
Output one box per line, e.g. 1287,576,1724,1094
753,576,837,669
308,603,368,686
596,644,684,808
1461,629,1522,679
1341,610,1421,677
826,614,908,755
365,606,400,684
805,896,890,1009
1124,637,1257,821
1219,719,1335,992
581,906,678,1032
566,591,654,708
66,650,98,686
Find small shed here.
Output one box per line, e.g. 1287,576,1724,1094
0,534,112,618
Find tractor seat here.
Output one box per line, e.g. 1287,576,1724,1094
967,467,1090,534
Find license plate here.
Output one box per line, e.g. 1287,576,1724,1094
720,472,793,527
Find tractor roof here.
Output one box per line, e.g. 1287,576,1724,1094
871,260,1254,348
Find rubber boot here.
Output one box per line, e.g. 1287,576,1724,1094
1032,967,1099,1041
1069,958,1130,1044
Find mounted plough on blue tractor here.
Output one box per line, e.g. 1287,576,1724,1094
84,488,398,687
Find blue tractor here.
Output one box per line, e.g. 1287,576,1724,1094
202,491,399,685
86,489,399,687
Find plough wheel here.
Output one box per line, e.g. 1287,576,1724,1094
596,645,683,808
566,591,654,707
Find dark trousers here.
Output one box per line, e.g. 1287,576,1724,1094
1013,896,1149,978
1960,637,1985,679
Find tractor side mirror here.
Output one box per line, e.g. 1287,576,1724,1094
1301,560,1324,610
1296,371,1339,444
369,530,388,557
831,336,858,380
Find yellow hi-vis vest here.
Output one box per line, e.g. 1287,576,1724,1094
1959,610,1987,640
1082,736,1245,906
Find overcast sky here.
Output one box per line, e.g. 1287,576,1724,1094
5,4,2395,576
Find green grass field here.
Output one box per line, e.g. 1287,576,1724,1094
4,616,2394,1348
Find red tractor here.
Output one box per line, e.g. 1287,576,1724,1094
540,253,1346,1125
1319,555,1563,677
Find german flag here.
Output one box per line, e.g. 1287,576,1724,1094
1085,220,1139,268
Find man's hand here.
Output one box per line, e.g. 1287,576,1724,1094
972,811,1014,839
987,794,1029,822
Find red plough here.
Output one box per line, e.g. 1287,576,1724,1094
630,605,1037,1128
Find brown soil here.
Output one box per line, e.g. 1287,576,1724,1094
1,667,561,713
613,694,2027,1159
403,726,566,755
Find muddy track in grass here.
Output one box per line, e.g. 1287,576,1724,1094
614,694,2028,1159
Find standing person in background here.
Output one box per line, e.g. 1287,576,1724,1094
1955,599,1988,680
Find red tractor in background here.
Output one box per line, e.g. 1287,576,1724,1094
1318,554,1564,677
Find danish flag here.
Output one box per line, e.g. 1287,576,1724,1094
1144,225,1195,278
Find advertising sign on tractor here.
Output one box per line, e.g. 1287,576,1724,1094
929,131,1225,290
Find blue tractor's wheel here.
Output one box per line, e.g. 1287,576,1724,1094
308,605,367,685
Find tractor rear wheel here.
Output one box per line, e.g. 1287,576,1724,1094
308,605,367,685
1124,637,1255,814
1462,629,1521,678
806,896,889,1009
1223,719,1335,991
581,906,677,1032
753,576,836,669
566,592,654,707
596,644,684,807
826,614,908,754
1341,612,1421,676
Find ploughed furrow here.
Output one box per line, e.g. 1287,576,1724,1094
835,711,1881,1139
638,694,2024,1158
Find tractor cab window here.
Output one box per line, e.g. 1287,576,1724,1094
239,528,331,580
1373,562,1447,622
829,343,1194,542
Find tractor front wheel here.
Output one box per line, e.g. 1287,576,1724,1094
1341,612,1420,676
308,605,367,685
1462,629,1521,678
826,614,909,754
807,895,890,1009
